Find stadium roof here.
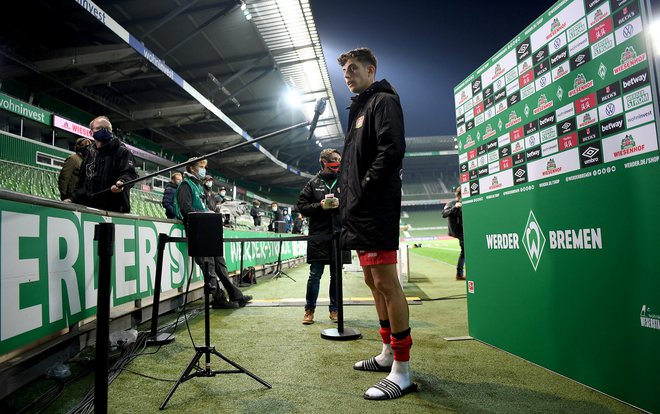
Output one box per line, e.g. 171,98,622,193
0,0,342,195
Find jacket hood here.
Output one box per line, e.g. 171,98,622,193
183,171,202,184
351,79,398,105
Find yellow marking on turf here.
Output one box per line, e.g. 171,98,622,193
247,297,422,305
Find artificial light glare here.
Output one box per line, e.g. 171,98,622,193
286,90,301,107
651,19,660,56
241,2,251,20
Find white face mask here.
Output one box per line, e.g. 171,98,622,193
220,191,226,196
205,181,212,189
197,167,206,179
272,207,278,212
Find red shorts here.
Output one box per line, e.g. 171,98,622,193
357,250,398,266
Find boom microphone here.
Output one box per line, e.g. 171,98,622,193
307,97,327,141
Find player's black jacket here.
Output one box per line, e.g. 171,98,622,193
340,79,406,251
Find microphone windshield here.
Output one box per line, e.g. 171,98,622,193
314,97,327,115
307,98,328,141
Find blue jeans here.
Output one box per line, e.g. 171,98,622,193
305,261,338,312
457,238,465,276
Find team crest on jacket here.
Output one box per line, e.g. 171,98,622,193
355,115,365,129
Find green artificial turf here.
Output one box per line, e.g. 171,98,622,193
2,249,642,413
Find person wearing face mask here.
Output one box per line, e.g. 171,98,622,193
282,208,293,233
202,175,222,212
216,186,234,226
268,202,284,232
250,200,262,227
296,148,350,324
203,178,233,226
162,172,183,219
218,186,230,203
65,116,138,213
173,159,252,309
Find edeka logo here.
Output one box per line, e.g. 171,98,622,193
640,305,660,330
522,211,546,271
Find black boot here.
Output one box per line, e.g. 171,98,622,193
211,290,239,309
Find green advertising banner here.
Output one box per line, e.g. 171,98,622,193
0,198,305,355
454,0,660,412
0,92,52,125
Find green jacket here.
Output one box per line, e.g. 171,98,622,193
173,174,208,221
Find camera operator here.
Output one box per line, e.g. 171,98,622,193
173,158,252,308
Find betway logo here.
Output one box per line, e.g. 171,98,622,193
622,73,647,90
587,0,600,9
602,119,623,132
484,211,603,270
551,49,567,66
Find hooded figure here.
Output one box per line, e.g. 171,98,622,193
58,137,93,200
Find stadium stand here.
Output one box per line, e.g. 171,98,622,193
0,129,280,221
399,205,448,241
0,159,60,200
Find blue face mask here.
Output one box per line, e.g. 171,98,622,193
92,128,113,142
197,167,207,179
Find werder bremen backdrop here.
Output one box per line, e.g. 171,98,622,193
453,0,659,412
0,198,305,356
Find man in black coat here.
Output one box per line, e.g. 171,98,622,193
250,200,262,227
442,187,465,280
338,47,416,401
66,116,138,213
268,202,283,232
292,213,304,234
297,149,345,325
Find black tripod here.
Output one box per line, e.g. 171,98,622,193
272,235,296,282
160,214,270,410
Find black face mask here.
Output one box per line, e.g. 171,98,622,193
92,128,113,143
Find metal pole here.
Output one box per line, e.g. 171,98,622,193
94,223,115,414
91,121,310,197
